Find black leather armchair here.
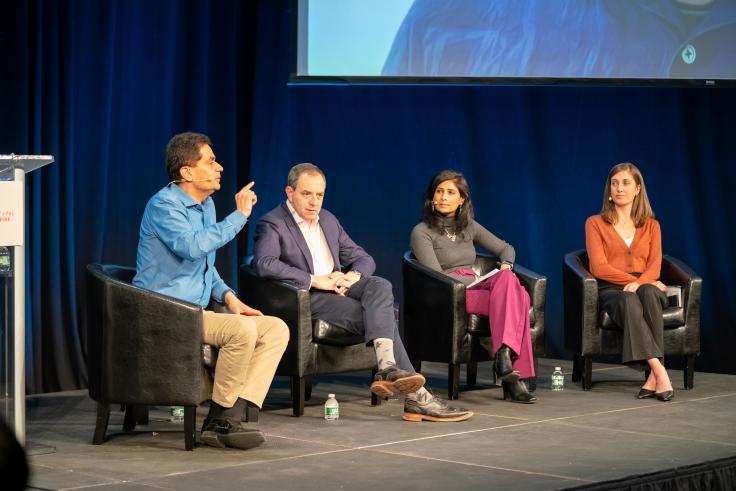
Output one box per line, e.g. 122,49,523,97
563,250,702,390
239,258,379,416
86,264,216,450
401,251,547,400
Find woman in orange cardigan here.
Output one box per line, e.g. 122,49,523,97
585,162,674,401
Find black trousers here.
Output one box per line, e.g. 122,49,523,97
598,283,667,368
310,276,415,374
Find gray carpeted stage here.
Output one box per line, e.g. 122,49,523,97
25,359,736,490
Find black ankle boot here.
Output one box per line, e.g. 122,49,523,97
502,379,538,404
494,345,514,378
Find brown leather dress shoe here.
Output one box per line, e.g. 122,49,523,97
371,366,426,397
403,396,473,422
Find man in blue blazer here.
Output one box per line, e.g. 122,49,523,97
253,163,473,422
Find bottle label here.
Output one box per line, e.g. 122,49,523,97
325,407,339,419
551,375,564,391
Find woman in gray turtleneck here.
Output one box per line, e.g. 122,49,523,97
410,170,537,403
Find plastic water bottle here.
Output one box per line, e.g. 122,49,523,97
324,394,339,420
551,367,565,391
170,406,184,423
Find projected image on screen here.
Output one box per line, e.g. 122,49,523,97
296,0,736,83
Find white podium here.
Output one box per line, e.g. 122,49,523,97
0,154,54,448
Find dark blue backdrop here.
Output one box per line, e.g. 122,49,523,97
2,1,734,394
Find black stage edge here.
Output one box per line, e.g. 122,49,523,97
24,358,736,491
566,455,736,491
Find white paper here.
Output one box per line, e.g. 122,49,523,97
467,268,500,289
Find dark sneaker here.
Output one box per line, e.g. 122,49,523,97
370,366,426,397
201,418,265,450
403,395,474,422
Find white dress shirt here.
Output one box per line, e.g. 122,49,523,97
286,200,335,277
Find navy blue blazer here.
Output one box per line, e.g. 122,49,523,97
253,203,376,290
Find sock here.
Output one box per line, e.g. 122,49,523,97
406,387,431,403
373,338,397,370
207,398,247,422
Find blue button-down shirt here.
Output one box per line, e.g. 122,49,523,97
133,183,247,307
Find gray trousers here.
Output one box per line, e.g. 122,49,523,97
599,283,668,368
310,276,415,374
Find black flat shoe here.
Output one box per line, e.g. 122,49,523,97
637,388,656,399
502,378,537,404
494,346,514,379
656,390,674,402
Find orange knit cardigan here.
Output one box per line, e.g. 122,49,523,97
584,215,662,285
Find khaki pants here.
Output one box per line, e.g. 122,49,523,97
202,311,289,408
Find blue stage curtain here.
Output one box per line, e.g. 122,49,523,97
0,0,256,393
1,0,735,394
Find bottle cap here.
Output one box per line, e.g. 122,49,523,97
555,367,561,371
328,393,335,398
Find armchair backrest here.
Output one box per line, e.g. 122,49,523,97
97,264,136,283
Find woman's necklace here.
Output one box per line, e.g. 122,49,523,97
443,227,457,242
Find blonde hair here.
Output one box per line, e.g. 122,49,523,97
600,162,654,228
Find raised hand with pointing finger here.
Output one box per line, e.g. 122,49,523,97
236,181,258,218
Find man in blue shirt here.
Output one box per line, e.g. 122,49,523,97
133,132,289,450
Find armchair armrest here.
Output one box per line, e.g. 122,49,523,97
661,255,702,307
514,264,547,355
86,264,203,406
514,264,547,315
563,250,600,354
661,255,702,353
239,263,312,374
402,252,467,362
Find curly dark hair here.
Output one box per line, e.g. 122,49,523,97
165,132,212,181
421,170,474,233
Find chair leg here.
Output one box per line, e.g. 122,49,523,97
582,356,593,390
572,354,582,382
305,375,313,401
123,405,144,432
93,402,110,445
370,368,381,406
183,406,196,451
528,356,539,392
448,363,460,400
291,375,306,417
684,355,695,389
466,361,478,387
137,406,149,425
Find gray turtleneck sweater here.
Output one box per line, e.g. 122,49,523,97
410,217,515,285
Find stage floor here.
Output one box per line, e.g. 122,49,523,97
25,358,736,490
